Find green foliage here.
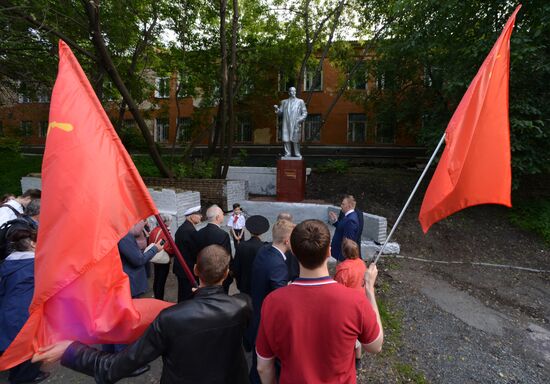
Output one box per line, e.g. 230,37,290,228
366,0,550,186
230,149,249,166
174,158,217,179
120,126,148,151
316,159,350,174
131,155,162,177
509,199,550,245
0,150,42,195
0,137,22,152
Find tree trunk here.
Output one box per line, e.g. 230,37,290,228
82,0,173,178
221,0,238,179
213,0,228,177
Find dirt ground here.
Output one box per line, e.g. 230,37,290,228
1,166,548,383
308,167,550,383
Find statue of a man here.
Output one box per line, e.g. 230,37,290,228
274,87,308,158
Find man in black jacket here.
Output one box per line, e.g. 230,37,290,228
193,205,233,292
32,245,252,384
232,215,270,295
173,205,202,302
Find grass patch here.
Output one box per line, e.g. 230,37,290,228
0,150,43,195
509,199,550,244
376,282,404,357
395,363,429,384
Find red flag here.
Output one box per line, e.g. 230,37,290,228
418,5,521,233
0,41,173,370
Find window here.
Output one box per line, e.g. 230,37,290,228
348,114,367,143
303,114,321,142
304,68,322,91
177,117,192,142
39,121,48,137
18,82,32,103
155,118,169,142
350,62,367,90
21,121,33,136
155,77,170,98
375,121,396,144
235,115,252,143
278,72,296,92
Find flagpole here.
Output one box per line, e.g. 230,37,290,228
155,214,198,288
373,132,446,265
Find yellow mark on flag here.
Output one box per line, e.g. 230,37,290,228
47,122,74,136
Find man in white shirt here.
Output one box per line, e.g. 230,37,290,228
0,189,41,227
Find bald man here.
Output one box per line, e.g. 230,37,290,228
192,205,233,292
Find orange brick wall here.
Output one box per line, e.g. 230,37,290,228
0,61,419,147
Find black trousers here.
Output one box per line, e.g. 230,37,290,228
176,274,195,303
153,263,170,300
8,359,42,383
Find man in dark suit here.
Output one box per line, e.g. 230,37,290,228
329,195,360,261
173,205,202,302
232,215,270,296
336,204,364,258
276,212,300,281
193,205,233,292
249,219,295,383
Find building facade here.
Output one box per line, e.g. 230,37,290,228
0,59,419,150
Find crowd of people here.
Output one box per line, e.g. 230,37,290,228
1,191,383,384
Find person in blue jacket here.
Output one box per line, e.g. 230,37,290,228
118,220,164,298
329,195,361,261
0,220,49,384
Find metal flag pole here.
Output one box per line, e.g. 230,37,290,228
373,132,447,265
155,213,198,288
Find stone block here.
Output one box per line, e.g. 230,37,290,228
21,176,42,192
362,241,400,262
225,166,312,196
363,213,387,243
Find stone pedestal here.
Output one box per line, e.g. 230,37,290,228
276,158,305,202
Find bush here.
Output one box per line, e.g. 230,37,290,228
509,199,550,245
316,159,350,174
131,155,162,177
120,127,148,151
0,137,22,152
0,150,42,195
174,158,217,179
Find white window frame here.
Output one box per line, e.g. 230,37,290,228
235,115,253,143
304,67,323,91
177,117,192,142
155,77,170,98
38,121,48,137
21,121,33,136
155,118,169,142
347,113,367,143
303,114,322,142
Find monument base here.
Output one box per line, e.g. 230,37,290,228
277,158,306,202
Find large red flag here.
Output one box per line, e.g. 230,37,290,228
0,41,173,369
418,5,521,233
